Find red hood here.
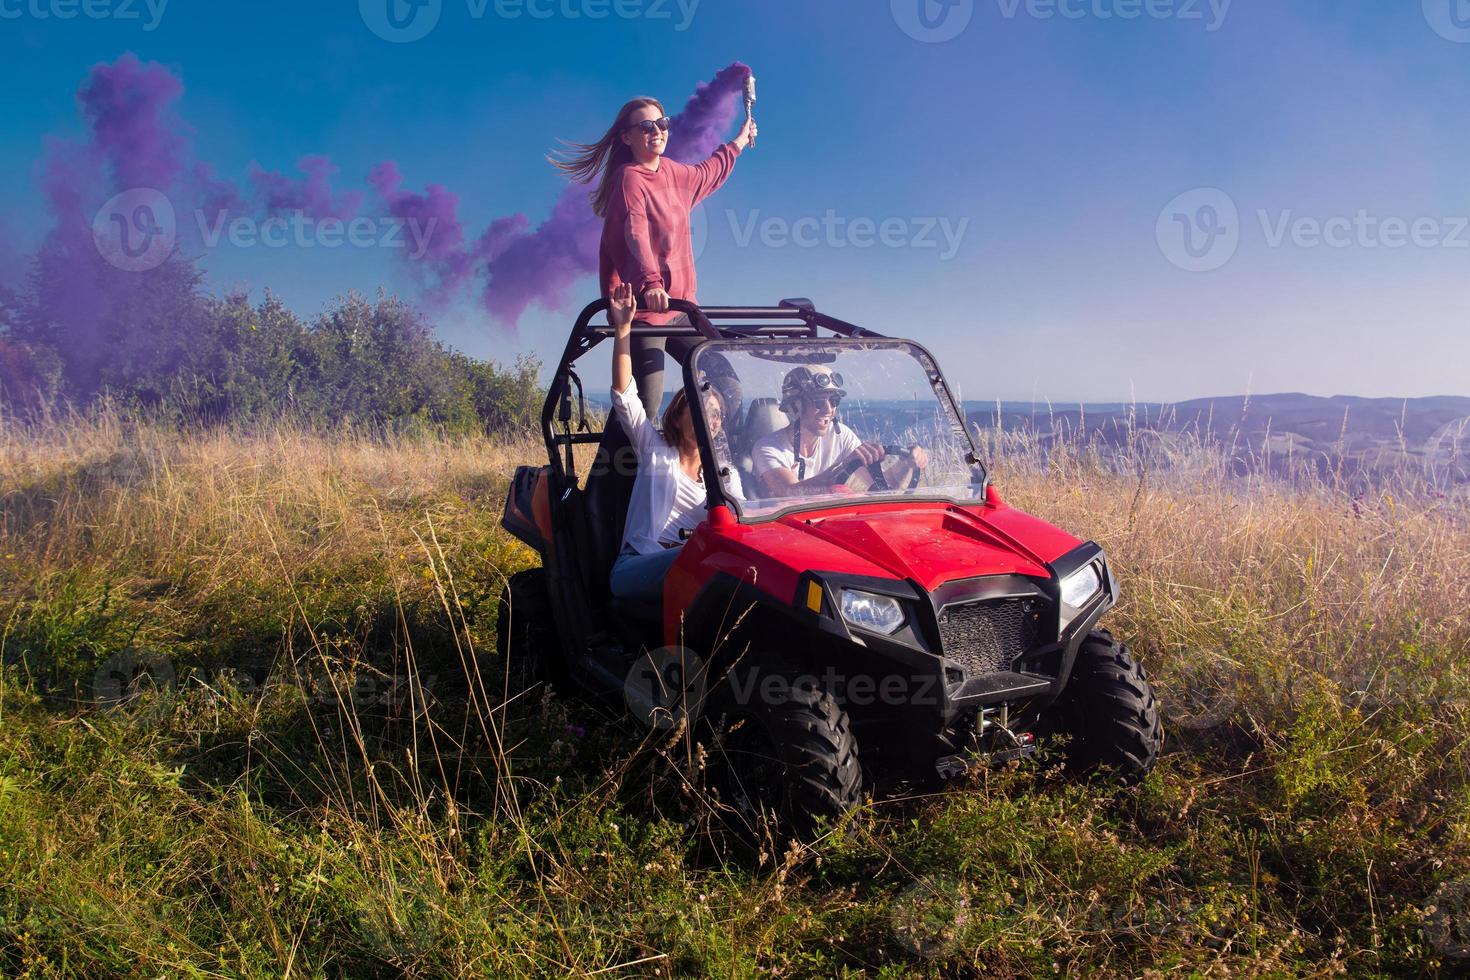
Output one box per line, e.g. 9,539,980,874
761,502,1080,592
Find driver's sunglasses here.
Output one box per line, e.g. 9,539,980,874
626,116,671,136
808,394,842,409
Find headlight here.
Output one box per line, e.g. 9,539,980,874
1059,563,1102,609
1058,563,1103,633
840,589,905,635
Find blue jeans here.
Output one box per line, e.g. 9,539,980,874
610,547,682,602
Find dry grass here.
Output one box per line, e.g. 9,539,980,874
1,407,1468,977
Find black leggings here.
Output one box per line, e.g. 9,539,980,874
630,325,697,420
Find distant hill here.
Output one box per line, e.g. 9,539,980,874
965,393,1470,487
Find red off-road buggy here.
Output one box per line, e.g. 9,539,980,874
499,298,1162,838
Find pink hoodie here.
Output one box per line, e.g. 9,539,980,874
599,142,742,324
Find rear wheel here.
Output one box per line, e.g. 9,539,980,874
495,568,563,689
701,670,864,844
1047,630,1163,784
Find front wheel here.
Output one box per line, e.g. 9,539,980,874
700,669,864,844
1046,630,1163,784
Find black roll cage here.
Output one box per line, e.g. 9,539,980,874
540,297,984,516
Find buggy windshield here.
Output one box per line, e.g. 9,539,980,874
689,340,985,519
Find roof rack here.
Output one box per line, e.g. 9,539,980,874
570,297,887,346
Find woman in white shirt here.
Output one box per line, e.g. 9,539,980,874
607,283,742,601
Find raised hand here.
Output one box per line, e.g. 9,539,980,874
734,118,759,151
610,281,637,333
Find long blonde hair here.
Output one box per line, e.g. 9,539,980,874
550,97,666,218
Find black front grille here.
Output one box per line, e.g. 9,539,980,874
938,599,1043,675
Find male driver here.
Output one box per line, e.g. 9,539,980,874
751,365,927,497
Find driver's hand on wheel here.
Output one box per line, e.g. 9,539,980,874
846,442,884,468
909,446,929,470
642,286,670,313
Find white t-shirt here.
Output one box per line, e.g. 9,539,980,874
751,422,862,491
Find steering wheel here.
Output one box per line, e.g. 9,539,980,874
831,445,924,492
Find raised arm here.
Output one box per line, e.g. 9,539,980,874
685,117,755,207
611,282,637,395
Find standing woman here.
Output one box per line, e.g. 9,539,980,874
554,97,757,418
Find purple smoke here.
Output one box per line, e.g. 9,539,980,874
251,155,363,220
665,62,754,165
24,54,754,348
76,52,187,193
368,161,528,304
32,54,192,384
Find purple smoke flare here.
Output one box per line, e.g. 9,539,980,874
250,155,363,220
369,160,528,306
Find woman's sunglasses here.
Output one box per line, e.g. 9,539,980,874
626,116,671,136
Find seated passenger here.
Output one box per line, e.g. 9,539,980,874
607,283,742,602
752,366,928,498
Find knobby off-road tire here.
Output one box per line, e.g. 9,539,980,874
495,568,563,689
1049,630,1163,784
702,671,864,844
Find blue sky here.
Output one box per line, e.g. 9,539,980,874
4,0,1470,401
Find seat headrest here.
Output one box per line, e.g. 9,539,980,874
743,398,786,447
